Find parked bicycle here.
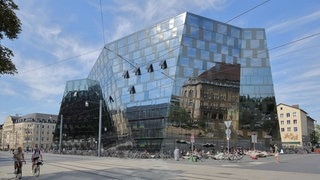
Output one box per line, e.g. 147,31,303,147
14,160,26,180
33,159,43,177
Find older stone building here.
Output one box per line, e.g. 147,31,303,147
2,113,57,151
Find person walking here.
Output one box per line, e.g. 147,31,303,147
274,144,280,163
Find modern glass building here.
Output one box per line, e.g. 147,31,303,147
55,12,279,152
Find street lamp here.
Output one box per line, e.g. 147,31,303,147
224,121,232,154
85,99,103,157
59,114,63,154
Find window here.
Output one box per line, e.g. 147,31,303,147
123,70,130,79
287,127,291,132
293,119,297,124
160,60,167,69
286,113,290,117
281,128,285,132
109,96,114,102
129,86,136,94
135,67,141,75
287,120,290,124
280,113,284,118
293,112,297,117
280,121,284,125
294,127,298,132
147,64,154,72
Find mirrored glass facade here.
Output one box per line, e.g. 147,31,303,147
59,12,279,152
53,79,115,151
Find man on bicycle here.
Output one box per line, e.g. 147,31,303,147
13,147,25,174
31,146,43,172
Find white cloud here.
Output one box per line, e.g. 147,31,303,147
104,0,228,41
0,81,17,96
3,3,100,102
267,10,320,34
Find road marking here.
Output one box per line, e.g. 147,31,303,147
221,164,239,167
249,162,266,165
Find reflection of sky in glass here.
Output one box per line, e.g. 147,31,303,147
84,12,277,143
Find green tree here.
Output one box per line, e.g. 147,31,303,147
310,124,320,146
0,0,22,76
168,105,192,128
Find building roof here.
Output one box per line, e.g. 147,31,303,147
198,63,240,82
277,103,308,115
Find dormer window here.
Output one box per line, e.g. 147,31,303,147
135,67,141,75
109,96,114,102
160,60,167,69
147,64,154,72
129,86,136,94
123,70,130,79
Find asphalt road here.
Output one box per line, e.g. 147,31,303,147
0,151,319,180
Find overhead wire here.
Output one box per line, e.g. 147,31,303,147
225,0,271,23
16,0,319,85
19,0,272,75
99,0,106,45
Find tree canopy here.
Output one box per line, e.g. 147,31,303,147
0,0,22,76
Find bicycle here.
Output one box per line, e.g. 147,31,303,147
14,160,26,180
33,159,43,177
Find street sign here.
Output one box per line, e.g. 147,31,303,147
225,129,231,135
224,121,232,128
251,134,257,143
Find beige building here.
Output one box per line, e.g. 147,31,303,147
277,103,315,148
1,113,57,151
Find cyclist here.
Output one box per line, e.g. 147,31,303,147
31,146,43,172
13,147,25,174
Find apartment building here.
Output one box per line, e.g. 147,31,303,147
2,113,57,151
277,103,315,148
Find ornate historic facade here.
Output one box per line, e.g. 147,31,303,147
2,113,57,151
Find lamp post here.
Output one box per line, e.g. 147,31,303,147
85,99,103,157
98,99,102,157
224,121,232,154
59,114,63,154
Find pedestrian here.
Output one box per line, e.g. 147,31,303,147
274,144,280,163
174,147,179,161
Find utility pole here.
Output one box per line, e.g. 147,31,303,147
59,114,63,154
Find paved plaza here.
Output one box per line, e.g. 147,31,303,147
0,151,319,180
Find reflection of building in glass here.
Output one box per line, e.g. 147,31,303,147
53,79,116,151
180,63,240,138
56,12,279,152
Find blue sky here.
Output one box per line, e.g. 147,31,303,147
1,0,320,124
